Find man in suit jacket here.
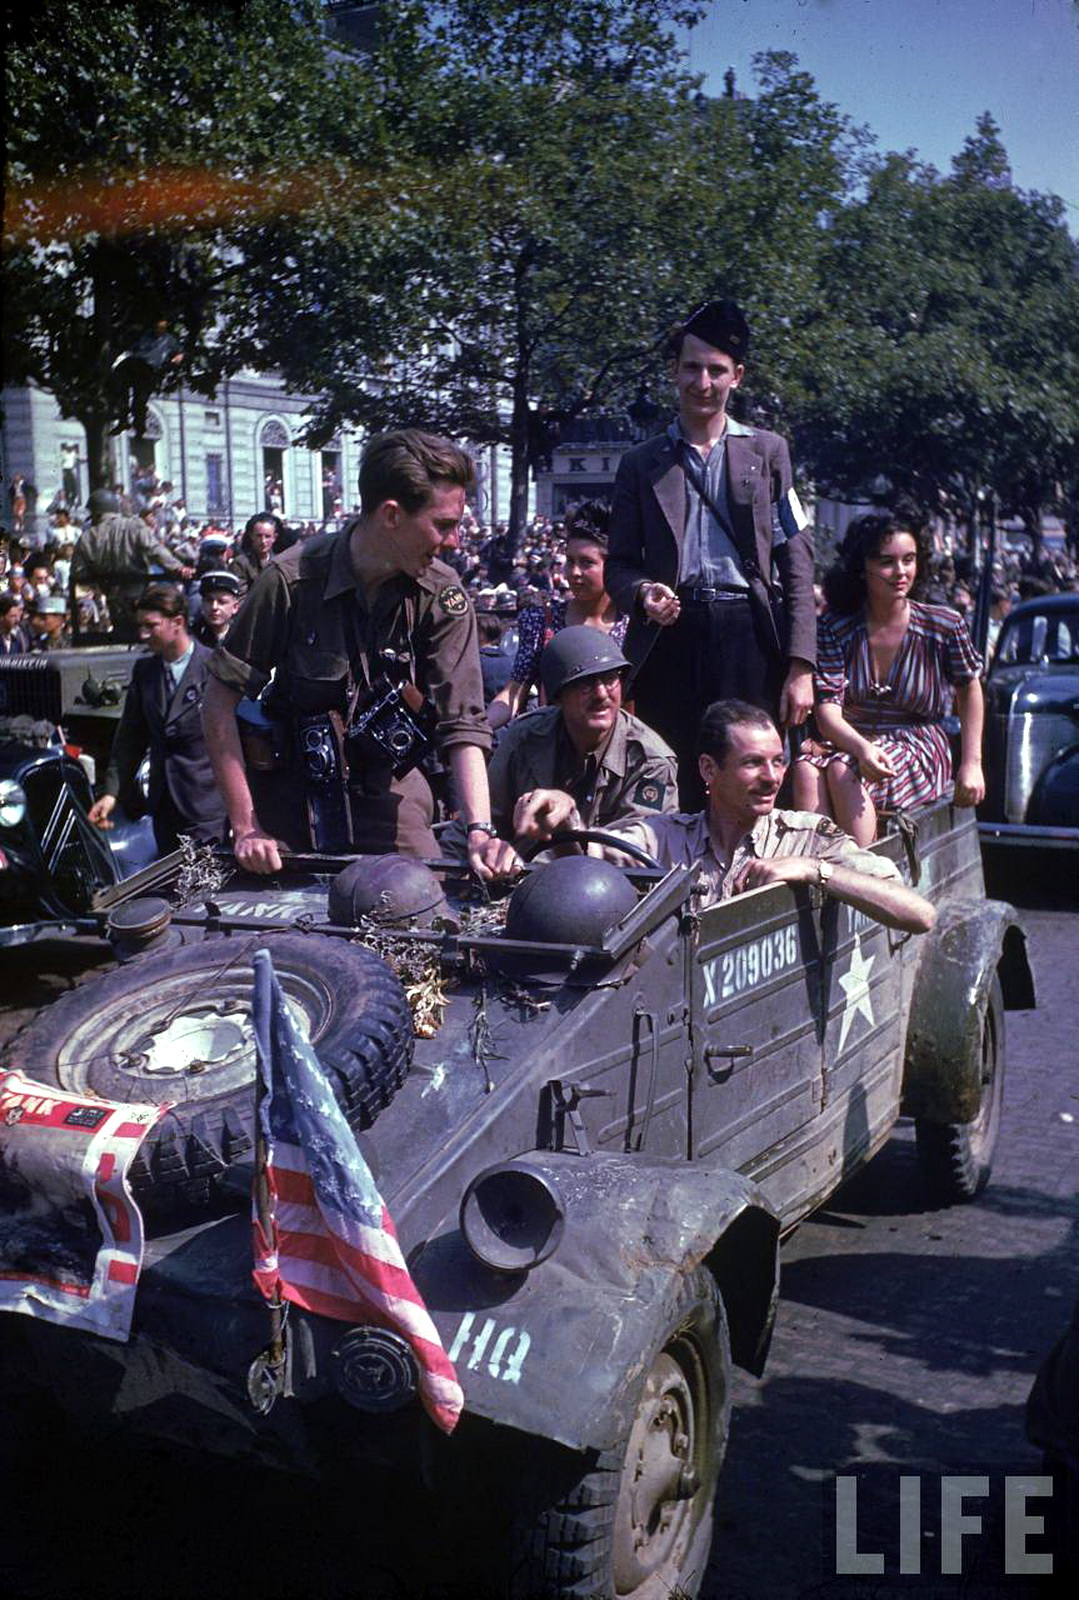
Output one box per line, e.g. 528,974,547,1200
89,582,226,855
606,299,816,808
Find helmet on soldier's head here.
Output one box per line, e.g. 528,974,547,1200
539,626,629,702
504,854,636,950
87,489,120,518
328,855,456,930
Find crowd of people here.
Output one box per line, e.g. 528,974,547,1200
1,298,1076,912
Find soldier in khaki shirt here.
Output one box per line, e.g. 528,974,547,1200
605,699,935,934
203,431,496,875
70,489,192,642
472,627,677,876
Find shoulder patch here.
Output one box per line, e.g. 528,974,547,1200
632,777,667,810
438,585,469,617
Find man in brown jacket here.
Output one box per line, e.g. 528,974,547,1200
606,299,816,808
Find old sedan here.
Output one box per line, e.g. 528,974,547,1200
979,593,1079,849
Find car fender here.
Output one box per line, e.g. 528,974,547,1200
414,1151,779,1453
903,898,1034,1124
1029,741,1079,828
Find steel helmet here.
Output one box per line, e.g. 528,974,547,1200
504,854,636,950
328,855,456,930
539,626,629,701
87,489,120,518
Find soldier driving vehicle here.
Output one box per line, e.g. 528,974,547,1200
463,626,678,877
202,431,496,873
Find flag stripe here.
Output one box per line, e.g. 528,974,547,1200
249,950,463,1433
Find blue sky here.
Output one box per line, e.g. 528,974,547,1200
684,0,1079,218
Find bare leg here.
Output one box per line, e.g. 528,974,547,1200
826,759,878,845
791,758,832,817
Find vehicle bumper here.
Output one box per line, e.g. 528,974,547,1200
978,821,1079,850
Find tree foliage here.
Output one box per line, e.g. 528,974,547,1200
3,0,371,487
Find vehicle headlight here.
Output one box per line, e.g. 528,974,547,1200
460,1161,565,1274
0,780,28,829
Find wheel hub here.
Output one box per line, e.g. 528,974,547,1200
134,1004,254,1076
613,1351,699,1593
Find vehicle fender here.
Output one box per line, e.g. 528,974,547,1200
903,898,1034,1124
1028,742,1079,827
414,1151,779,1453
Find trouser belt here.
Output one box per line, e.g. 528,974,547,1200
676,585,751,604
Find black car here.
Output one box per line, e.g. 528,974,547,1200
980,593,1079,850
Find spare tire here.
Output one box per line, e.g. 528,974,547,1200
4,934,413,1219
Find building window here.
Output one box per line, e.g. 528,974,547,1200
205,410,221,428
206,453,227,515
568,458,586,472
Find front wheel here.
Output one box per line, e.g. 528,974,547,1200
916,973,1005,1203
507,1267,731,1599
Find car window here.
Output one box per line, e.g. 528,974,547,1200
995,609,1079,665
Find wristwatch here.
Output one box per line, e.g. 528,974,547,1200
817,859,835,891
466,822,497,838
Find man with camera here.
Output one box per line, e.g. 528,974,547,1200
202,431,495,874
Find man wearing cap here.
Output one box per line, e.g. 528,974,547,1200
203,429,496,873
607,299,816,809
26,594,73,651
70,488,194,643
466,626,678,877
193,569,242,648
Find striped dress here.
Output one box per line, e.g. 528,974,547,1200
799,601,983,811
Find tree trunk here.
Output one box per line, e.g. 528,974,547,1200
1021,503,1043,566
82,414,116,493
506,376,532,551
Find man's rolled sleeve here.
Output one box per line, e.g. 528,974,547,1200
423,604,493,753
821,833,902,882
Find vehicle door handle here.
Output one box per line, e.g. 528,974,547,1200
704,1044,753,1082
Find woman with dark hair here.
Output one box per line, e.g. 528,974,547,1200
792,511,985,844
230,513,282,595
488,498,627,729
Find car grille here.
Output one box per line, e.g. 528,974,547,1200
21,756,118,914
0,657,63,722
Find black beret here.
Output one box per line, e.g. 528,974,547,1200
681,299,750,361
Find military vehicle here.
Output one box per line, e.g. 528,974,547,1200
0,799,1034,1598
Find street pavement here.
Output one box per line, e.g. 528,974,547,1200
706,860,1078,1599
1,860,1075,1599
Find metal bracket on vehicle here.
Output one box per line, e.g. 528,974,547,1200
247,1300,291,1415
548,1078,609,1156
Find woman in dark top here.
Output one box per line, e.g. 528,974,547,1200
487,499,626,729
793,511,985,844
230,513,282,595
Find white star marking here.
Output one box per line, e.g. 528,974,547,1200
836,934,876,1053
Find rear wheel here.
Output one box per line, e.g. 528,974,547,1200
916,974,1004,1203
507,1267,730,1599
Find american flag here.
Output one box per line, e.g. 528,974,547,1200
250,947,463,1433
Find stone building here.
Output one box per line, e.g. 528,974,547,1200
2,370,518,538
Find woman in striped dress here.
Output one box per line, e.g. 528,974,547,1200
792,512,985,844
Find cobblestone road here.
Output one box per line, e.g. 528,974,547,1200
706,864,1078,1599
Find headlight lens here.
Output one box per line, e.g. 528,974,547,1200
0,780,28,829
460,1162,565,1274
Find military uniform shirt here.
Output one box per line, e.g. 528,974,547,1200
208,523,492,753
488,706,678,840
69,514,186,582
606,806,900,910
